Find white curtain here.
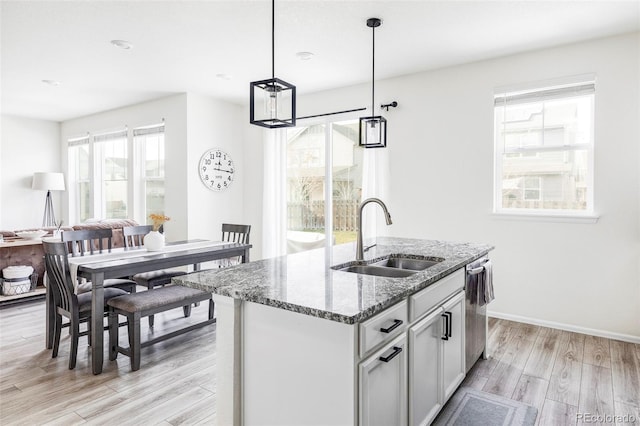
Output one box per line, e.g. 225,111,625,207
262,129,288,258
361,146,391,242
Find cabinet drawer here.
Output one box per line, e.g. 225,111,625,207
409,269,464,322
359,300,408,358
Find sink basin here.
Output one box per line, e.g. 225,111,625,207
372,257,442,271
333,255,444,278
338,265,416,278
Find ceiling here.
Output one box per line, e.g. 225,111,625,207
1,1,639,122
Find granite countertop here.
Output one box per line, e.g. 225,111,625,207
174,237,493,324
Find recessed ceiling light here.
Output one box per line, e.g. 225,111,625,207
110,39,133,50
216,73,233,80
41,79,61,86
296,51,314,61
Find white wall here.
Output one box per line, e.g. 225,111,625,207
186,94,244,240
243,33,640,340
0,115,61,230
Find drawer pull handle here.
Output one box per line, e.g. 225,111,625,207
380,319,403,333
379,346,403,363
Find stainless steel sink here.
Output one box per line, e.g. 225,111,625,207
339,265,416,278
372,257,442,271
333,254,444,278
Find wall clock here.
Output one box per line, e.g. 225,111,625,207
199,148,234,191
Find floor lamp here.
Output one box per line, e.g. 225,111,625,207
32,172,65,227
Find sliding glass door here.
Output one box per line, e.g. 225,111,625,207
285,119,363,253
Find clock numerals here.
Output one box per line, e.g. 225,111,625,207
200,148,234,191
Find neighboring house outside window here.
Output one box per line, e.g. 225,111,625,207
494,76,595,217
67,123,165,225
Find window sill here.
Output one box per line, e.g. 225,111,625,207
491,211,600,224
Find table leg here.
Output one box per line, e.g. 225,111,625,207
91,272,105,375
45,282,54,349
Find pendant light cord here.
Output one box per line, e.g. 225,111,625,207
371,23,375,114
271,0,275,79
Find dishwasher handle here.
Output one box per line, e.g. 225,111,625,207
467,266,484,276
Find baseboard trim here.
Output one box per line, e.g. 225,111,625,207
488,311,640,344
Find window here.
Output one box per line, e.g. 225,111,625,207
133,124,166,220
68,136,91,222
494,78,595,216
67,123,165,224
94,130,128,219
286,120,363,253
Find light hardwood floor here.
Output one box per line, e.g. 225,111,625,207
1,301,638,425
464,318,640,426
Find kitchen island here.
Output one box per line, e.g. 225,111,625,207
174,237,493,426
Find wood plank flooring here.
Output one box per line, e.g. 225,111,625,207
465,317,640,426
1,301,638,425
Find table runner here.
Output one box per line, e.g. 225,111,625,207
67,240,228,292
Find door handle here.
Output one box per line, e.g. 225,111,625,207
380,319,403,333
379,346,403,363
445,311,453,338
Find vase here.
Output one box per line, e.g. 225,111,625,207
144,231,165,251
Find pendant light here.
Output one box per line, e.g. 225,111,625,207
359,17,386,148
250,0,296,128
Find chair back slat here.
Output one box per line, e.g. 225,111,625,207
122,225,154,249
43,241,77,314
221,224,251,244
61,229,113,257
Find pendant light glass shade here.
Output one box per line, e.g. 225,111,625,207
249,0,296,128
359,17,386,148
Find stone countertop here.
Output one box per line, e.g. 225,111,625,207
173,237,493,325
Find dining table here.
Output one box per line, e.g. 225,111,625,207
45,239,251,374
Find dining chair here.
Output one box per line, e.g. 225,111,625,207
43,240,129,369
220,223,251,267
61,229,137,293
122,225,187,327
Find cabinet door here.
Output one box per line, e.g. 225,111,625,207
359,334,407,426
409,307,444,426
441,290,466,401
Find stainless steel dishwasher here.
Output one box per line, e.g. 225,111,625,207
465,256,490,373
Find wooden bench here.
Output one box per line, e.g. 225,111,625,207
107,285,215,371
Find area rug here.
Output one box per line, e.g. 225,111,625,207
433,387,538,426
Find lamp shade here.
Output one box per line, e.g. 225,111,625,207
32,172,65,191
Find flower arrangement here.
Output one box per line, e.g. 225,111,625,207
149,213,170,232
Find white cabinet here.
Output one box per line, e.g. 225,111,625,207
408,307,443,426
359,334,408,426
441,291,466,401
409,290,466,426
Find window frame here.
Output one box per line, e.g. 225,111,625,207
492,76,598,223
67,122,166,225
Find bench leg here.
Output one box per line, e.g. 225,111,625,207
130,312,142,371
108,310,119,361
